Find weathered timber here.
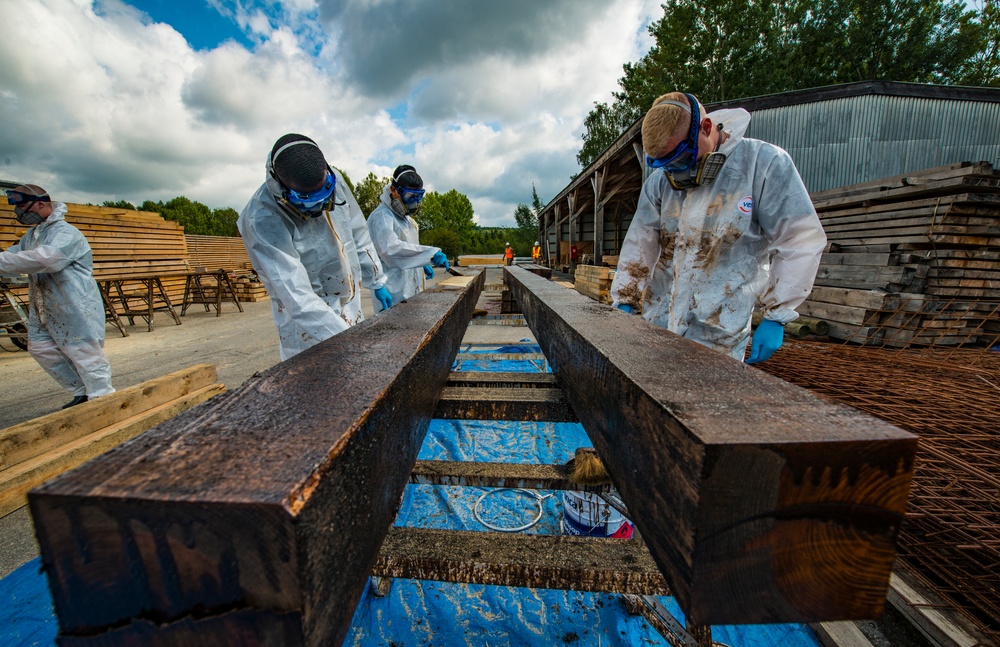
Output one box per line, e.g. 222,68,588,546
445,371,558,389
504,265,918,625
372,527,670,596
28,272,484,647
434,385,577,421
409,459,598,491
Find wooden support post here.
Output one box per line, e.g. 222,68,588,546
504,266,918,626
28,273,484,646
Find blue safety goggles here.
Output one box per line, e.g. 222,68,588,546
286,171,336,210
5,189,49,206
395,185,425,206
645,94,701,172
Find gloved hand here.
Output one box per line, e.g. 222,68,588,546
616,303,633,314
746,319,784,364
431,251,450,270
423,265,434,280
374,286,394,310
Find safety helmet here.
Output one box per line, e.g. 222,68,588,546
534,241,539,245
506,242,510,246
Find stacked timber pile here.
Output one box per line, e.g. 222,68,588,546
804,161,1000,347
574,264,614,304
0,365,223,517
185,235,250,272
231,276,269,302
186,235,267,302
0,202,190,304
601,254,619,268
458,254,504,267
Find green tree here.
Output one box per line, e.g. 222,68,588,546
141,197,239,236
415,189,476,240
577,0,993,167
511,184,544,253
420,228,463,260
102,199,136,210
354,171,388,218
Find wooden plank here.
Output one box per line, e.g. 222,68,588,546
434,386,577,421
887,569,990,647
445,372,558,389
806,287,899,310
504,265,917,625
0,384,225,517
409,459,580,490
28,274,484,646
372,527,671,596
0,364,219,470
809,621,877,647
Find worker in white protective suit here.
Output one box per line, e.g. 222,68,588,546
366,165,450,312
1,185,114,409
610,91,826,364
238,134,392,361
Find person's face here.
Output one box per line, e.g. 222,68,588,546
21,200,53,219
661,107,717,164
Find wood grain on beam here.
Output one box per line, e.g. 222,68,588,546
504,266,917,625
373,527,670,596
29,272,484,647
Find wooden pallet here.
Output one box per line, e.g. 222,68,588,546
0,365,224,517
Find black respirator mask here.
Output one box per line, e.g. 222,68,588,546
14,204,44,226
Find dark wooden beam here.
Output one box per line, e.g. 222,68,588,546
372,527,670,596
29,273,485,646
504,266,918,626
434,386,577,421
410,459,599,491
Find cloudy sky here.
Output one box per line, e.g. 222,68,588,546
1,0,660,227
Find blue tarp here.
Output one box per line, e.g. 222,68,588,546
0,342,820,646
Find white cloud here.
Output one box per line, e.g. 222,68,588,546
0,0,660,225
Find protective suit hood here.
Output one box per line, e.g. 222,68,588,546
709,108,751,155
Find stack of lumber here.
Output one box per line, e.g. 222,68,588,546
804,161,1000,346
0,202,190,304
602,255,620,268
185,235,251,273
231,276,269,302
574,264,615,304
500,287,520,314
458,254,504,267
0,364,224,517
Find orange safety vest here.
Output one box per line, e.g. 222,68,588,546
505,247,513,259
532,245,541,260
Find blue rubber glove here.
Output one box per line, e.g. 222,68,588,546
431,251,450,270
616,303,633,314
746,319,784,364
423,265,434,280
374,286,394,310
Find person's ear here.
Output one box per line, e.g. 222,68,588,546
700,117,714,137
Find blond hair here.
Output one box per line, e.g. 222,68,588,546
641,92,692,159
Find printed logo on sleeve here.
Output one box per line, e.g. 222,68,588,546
738,197,753,214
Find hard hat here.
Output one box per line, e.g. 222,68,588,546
534,241,539,245
506,242,510,246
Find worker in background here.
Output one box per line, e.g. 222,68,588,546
1,185,114,409
532,240,541,263
366,165,450,312
610,91,826,364
504,242,514,266
238,133,392,361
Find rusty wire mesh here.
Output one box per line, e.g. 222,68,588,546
759,341,1000,641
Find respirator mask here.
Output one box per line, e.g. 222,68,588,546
391,184,425,215
5,189,47,226
645,93,727,191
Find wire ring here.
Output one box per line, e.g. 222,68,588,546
473,488,550,533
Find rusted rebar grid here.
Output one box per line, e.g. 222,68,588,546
759,341,1000,642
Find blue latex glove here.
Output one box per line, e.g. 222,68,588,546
746,319,784,364
374,286,394,310
431,251,450,270
423,265,434,280
616,303,633,314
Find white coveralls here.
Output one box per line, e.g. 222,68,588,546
366,185,442,312
0,202,114,397
610,108,827,361
238,161,388,361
